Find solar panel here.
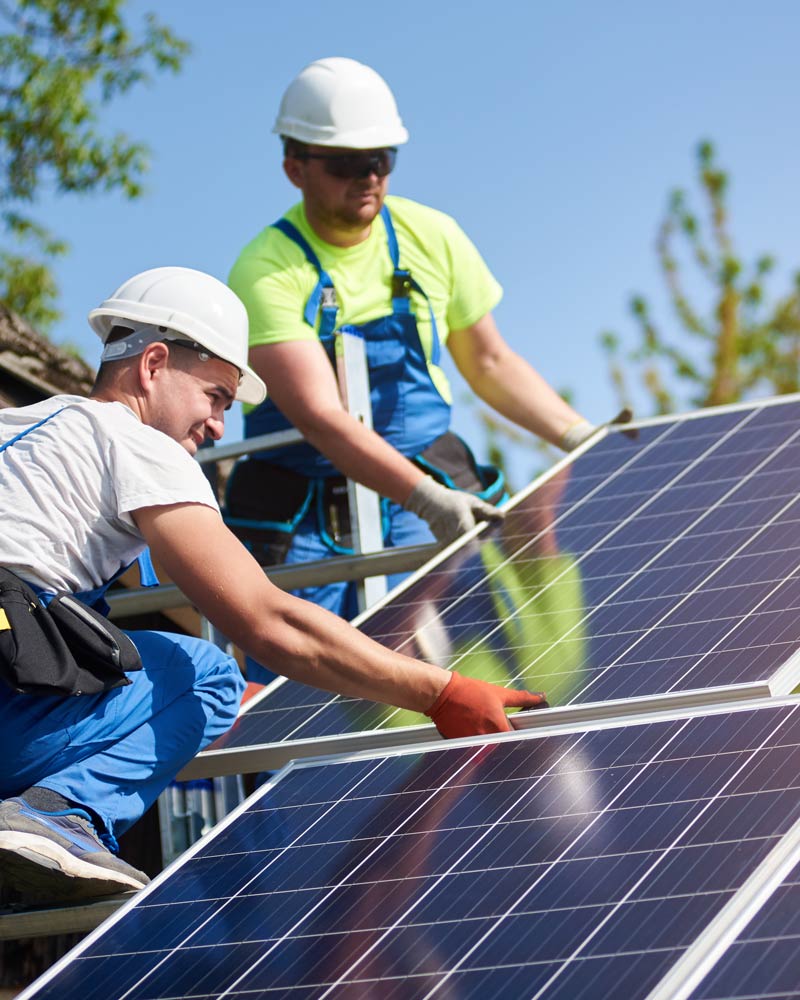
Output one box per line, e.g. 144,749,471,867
21,697,800,999
189,397,800,777
684,859,800,1000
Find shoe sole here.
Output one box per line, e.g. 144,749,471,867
0,831,147,902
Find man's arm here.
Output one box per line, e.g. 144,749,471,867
447,313,588,449
249,340,504,544
132,503,545,731
250,340,424,505
135,502,439,706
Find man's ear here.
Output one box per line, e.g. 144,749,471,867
138,342,170,392
283,157,305,190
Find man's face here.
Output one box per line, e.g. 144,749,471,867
148,351,239,455
286,145,391,235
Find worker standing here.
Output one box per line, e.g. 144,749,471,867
227,57,603,635
0,267,545,904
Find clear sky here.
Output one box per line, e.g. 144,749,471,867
30,0,800,485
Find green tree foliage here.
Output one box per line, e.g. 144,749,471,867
0,0,189,332
601,140,800,414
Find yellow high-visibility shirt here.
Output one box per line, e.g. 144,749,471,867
229,195,503,412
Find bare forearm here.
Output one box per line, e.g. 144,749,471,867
249,342,424,504
246,589,448,711
449,314,586,449
137,505,541,738
299,408,424,504
468,348,582,447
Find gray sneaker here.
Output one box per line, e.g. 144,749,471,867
0,798,150,903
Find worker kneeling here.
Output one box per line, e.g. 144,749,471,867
0,266,545,904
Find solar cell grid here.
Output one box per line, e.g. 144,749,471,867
22,700,800,999
211,398,800,759
687,863,800,999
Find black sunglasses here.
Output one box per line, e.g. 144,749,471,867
295,147,398,180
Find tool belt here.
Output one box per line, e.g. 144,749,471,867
0,567,142,697
224,431,505,566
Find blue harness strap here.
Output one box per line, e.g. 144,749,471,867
247,205,452,474
380,205,442,366
0,407,66,453
272,209,443,366
272,218,339,337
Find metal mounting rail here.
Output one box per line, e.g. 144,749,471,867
177,681,774,780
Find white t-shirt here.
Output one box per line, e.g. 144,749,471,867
0,395,219,593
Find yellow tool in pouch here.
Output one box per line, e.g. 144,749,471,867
0,609,10,630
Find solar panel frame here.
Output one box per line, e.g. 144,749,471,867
646,813,800,1000
684,859,800,999
183,394,800,778
21,694,800,1000
180,682,775,780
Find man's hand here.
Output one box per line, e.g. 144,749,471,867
404,476,504,545
425,671,548,738
560,408,635,451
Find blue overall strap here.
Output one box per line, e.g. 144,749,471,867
136,548,159,588
0,407,66,454
272,218,339,337
30,547,158,614
380,205,443,367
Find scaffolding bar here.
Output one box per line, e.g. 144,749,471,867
194,428,304,464
0,895,132,941
106,542,438,619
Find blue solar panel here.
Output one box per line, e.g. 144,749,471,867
687,861,800,999
22,699,800,999
213,398,800,757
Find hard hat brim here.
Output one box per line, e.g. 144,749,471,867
272,121,409,149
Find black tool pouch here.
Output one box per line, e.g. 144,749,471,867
415,432,506,505
0,568,142,696
224,460,314,566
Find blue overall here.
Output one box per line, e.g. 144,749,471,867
0,408,245,849
239,206,454,644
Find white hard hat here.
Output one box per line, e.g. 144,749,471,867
88,266,266,405
273,57,408,149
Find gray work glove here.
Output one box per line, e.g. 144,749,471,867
404,476,505,545
559,408,635,451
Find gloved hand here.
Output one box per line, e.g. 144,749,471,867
425,671,548,739
559,408,635,451
404,476,504,545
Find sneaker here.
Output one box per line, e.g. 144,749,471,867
0,798,150,903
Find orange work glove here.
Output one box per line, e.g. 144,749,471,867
425,671,548,739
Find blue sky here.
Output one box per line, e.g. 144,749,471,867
30,0,800,483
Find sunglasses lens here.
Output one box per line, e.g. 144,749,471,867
324,149,397,179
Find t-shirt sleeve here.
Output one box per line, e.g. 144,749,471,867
438,212,503,332
229,237,318,349
108,414,219,519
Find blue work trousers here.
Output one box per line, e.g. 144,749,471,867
0,630,245,844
